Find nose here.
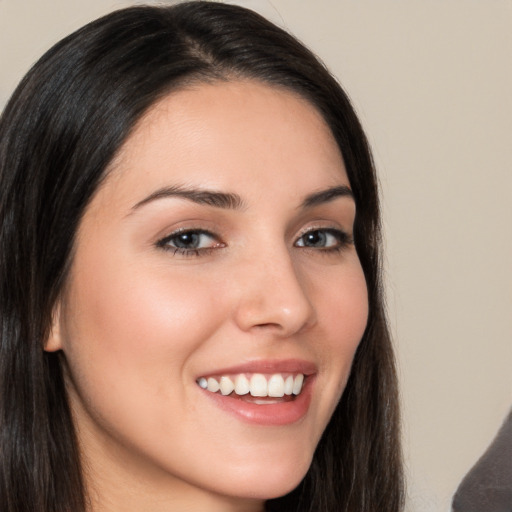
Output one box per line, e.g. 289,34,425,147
232,247,316,337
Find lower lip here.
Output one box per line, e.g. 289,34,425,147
200,377,314,426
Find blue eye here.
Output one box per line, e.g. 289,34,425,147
157,229,221,255
295,229,350,250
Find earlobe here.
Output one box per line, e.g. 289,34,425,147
44,302,64,352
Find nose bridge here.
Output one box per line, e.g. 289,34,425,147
233,242,316,335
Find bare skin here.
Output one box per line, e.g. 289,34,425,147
47,80,368,511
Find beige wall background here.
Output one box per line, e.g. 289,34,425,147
1,1,511,511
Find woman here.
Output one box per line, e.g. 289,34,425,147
0,2,403,511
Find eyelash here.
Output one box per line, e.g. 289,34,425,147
156,227,353,257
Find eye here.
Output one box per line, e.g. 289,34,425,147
295,228,351,251
156,229,223,256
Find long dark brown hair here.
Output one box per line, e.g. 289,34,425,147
0,2,404,511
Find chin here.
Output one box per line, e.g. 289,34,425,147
217,452,313,501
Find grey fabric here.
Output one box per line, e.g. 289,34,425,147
452,409,512,512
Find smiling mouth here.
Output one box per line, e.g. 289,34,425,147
197,373,305,402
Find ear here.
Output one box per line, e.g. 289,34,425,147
44,301,64,352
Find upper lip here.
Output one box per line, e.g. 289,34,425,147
197,358,317,378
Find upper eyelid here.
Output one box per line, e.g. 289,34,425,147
295,224,350,239
163,227,215,236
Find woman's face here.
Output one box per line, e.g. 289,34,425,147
49,81,368,511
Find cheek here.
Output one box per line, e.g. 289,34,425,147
59,248,227,421
320,258,368,341
333,267,368,347
66,254,221,355
314,260,369,392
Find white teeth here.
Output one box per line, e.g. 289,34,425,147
292,374,304,395
284,375,294,395
198,372,306,398
234,374,250,395
268,374,285,397
207,377,220,393
250,374,268,397
219,376,235,395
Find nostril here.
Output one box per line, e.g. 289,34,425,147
253,322,281,329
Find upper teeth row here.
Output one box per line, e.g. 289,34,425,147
197,373,305,397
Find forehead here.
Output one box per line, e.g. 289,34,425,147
102,80,348,208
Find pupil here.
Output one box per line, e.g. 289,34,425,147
305,231,325,247
174,232,199,248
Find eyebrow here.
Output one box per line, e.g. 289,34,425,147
131,185,245,211
131,183,353,213
300,185,354,208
